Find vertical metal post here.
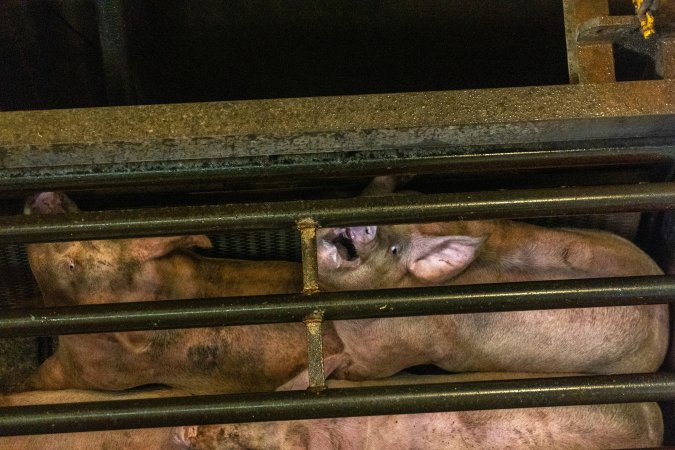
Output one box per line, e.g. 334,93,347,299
563,0,616,84
297,218,326,391
94,0,134,104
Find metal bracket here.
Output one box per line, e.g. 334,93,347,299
565,0,675,83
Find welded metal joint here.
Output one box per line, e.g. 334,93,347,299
297,217,320,295
304,310,326,392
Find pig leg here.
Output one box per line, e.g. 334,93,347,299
13,354,69,392
276,354,350,391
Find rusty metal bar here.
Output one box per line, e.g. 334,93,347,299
0,146,672,195
1,81,674,175
297,218,320,295
1,373,674,436
2,182,675,244
296,218,326,390
0,276,673,338
564,0,616,83
303,312,326,391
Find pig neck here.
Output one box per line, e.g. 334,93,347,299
154,251,303,299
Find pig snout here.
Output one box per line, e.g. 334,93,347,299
24,192,79,215
316,226,377,270
346,226,377,245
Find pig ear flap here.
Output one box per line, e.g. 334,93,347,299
133,235,214,261
171,425,199,449
407,235,485,283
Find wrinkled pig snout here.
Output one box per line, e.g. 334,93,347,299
317,226,378,269
24,192,79,215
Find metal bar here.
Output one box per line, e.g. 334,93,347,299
1,373,673,436
94,0,134,105
304,312,326,391
1,81,674,173
657,36,675,78
297,218,320,295
577,16,639,42
563,0,615,83
1,276,673,338
297,218,327,390
2,183,675,244
0,145,672,194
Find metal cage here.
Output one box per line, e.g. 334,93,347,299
0,0,674,446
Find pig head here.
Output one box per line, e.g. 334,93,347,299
317,223,484,290
24,192,214,306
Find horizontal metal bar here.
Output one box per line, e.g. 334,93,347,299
1,373,673,436
2,183,675,244
1,276,673,338
0,145,672,194
1,81,674,174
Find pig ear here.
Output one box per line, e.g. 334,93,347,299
407,235,484,283
133,235,213,261
171,426,198,449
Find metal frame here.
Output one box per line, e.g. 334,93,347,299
0,80,674,195
1,179,675,436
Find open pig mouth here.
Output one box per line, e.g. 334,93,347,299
333,233,359,261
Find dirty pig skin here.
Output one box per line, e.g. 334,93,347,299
18,187,668,393
0,372,664,450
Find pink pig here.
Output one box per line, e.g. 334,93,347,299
0,372,664,449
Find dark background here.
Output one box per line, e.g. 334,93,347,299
0,0,569,110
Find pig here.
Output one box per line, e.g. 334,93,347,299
17,192,322,394
0,373,664,450
192,372,664,449
0,388,191,450
311,177,669,380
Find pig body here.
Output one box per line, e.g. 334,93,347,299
20,245,323,393
192,404,662,450
1,373,664,450
195,372,663,449
316,214,668,379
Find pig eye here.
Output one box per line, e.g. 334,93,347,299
390,245,399,255
67,260,75,271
